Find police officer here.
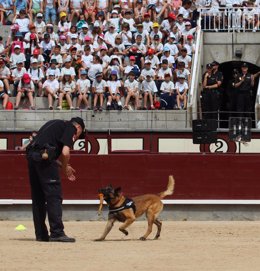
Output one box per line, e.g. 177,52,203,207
234,63,254,117
26,117,86,242
201,63,219,120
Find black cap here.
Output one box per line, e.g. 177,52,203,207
50,58,57,64
206,63,213,69
241,62,248,68
154,34,160,39
211,61,220,66
70,117,86,139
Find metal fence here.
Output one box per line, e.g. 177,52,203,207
199,7,260,32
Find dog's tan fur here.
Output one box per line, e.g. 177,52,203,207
95,175,175,241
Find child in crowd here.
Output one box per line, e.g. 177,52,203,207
92,72,106,112
76,69,91,109
57,71,76,110
42,70,59,109
160,73,176,109
141,74,158,110
106,70,122,110
176,74,188,109
124,70,139,110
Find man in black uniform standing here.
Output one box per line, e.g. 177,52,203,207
26,117,86,242
201,63,219,120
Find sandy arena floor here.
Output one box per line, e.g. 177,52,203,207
1,220,260,271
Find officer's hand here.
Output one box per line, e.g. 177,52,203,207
66,165,76,181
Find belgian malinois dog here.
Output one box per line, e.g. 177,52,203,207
95,175,175,241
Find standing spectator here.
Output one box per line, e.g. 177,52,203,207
43,70,59,109
44,0,57,24
15,73,35,110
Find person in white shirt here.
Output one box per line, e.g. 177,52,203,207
50,45,63,68
177,48,192,69
57,71,76,110
13,10,31,35
12,61,26,96
140,60,156,80
124,70,140,110
106,70,122,110
142,12,153,32
43,70,59,109
92,72,106,111
160,46,175,68
164,34,179,59
160,73,176,109
10,45,26,69
0,79,9,110
122,10,136,32
39,33,55,63
176,74,188,109
141,74,158,109
28,58,44,96
34,13,46,39
104,24,117,48
76,69,91,109
81,45,94,69
46,59,61,80
87,55,103,82
61,56,76,79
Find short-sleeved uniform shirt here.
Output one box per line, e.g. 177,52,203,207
32,120,77,159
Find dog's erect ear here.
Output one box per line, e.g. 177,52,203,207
114,187,122,196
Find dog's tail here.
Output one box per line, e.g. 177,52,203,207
158,175,175,199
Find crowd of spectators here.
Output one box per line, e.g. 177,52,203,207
0,0,201,111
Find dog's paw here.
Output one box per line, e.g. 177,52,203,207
139,236,146,241
119,229,128,236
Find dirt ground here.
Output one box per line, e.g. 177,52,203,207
1,221,260,271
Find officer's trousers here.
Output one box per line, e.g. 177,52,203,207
201,89,219,120
27,156,64,239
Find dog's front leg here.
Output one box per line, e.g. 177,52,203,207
119,213,136,236
95,218,116,241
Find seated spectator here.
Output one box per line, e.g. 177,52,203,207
160,12,176,40
14,0,27,15
134,24,150,45
160,73,176,110
15,73,35,110
57,0,70,16
46,59,61,80
30,48,44,69
124,56,140,79
121,9,135,32
173,61,191,87
177,47,192,70
76,69,91,109
34,13,45,39
79,24,91,45
140,59,156,81
0,57,11,95
178,0,193,21
150,34,163,57
164,33,179,60
160,46,175,69
10,44,26,69
92,72,106,111
57,71,75,110
44,0,57,24
176,74,189,109
84,0,96,23
134,0,146,24
104,24,117,49
13,9,31,36
0,0,14,25
42,70,59,109
120,23,132,45
45,23,58,42
141,74,158,110
29,0,43,18
50,45,63,68
39,33,55,63
124,70,140,110
11,60,26,96
145,48,160,70
142,12,153,33
93,11,107,32
0,79,9,109
150,22,163,43
156,58,173,91
58,11,71,33
184,35,195,58
87,55,103,83
96,0,108,14
28,58,44,96
61,55,76,79
106,70,122,110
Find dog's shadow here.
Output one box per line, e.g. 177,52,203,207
10,238,36,242
93,238,154,242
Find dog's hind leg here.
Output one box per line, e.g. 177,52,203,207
154,219,162,240
95,218,116,241
140,208,155,241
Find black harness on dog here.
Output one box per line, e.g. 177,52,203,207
109,198,136,215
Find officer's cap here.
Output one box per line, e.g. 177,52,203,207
71,117,86,139
241,62,248,68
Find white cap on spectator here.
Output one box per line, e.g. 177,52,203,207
185,21,191,26
111,10,118,14
49,70,55,76
94,21,100,27
36,13,43,17
82,23,89,28
114,4,120,8
14,45,21,49
169,33,176,39
145,59,152,64
64,55,72,62
31,58,38,64
71,33,78,39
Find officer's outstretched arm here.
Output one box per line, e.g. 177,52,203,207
60,146,76,181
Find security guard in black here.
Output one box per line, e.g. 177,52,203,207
26,118,85,243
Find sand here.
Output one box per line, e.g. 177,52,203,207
1,220,260,271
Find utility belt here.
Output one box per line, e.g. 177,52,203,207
26,143,56,163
